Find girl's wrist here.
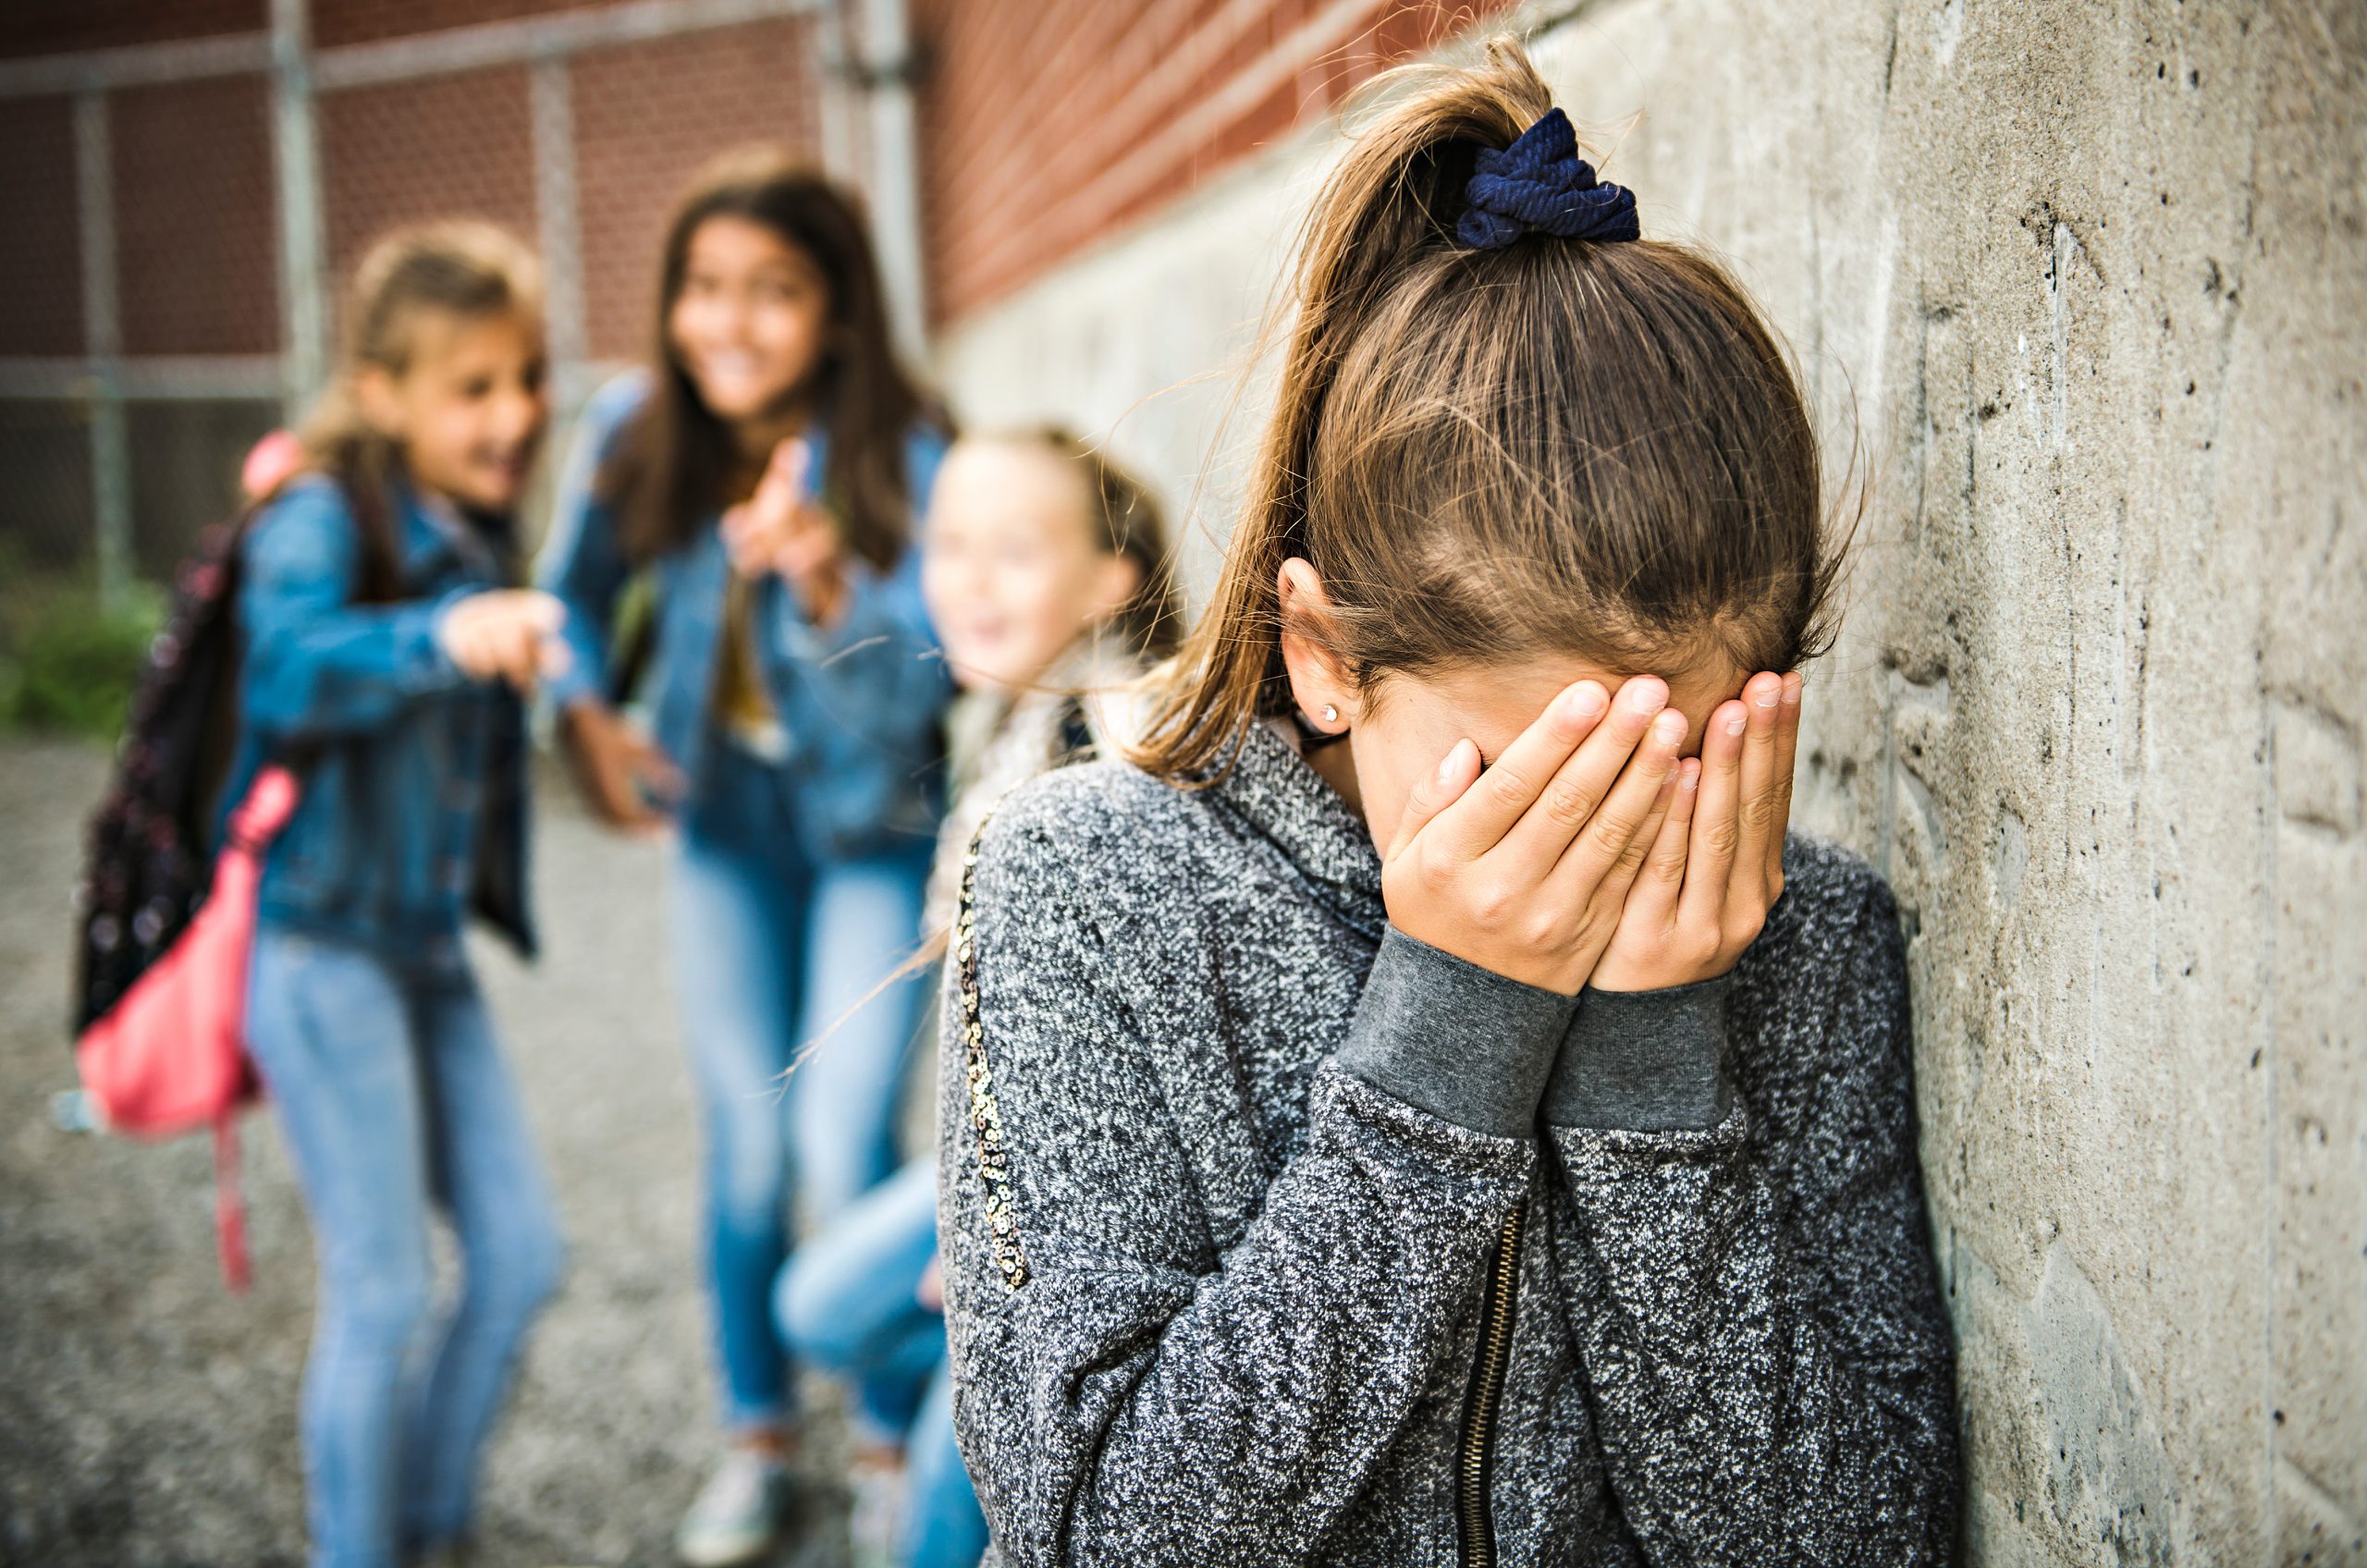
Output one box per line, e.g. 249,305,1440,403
791,559,849,626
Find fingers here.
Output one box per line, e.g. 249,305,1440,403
1620,755,1700,934
1420,681,1608,859
1492,676,1671,866
749,439,813,533
1387,738,1479,861
1547,702,1686,896
1679,697,1748,930
765,436,811,495
516,590,564,634
719,503,768,575
1766,671,1802,887
630,737,689,807
1731,671,1785,893
1598,749,1688,910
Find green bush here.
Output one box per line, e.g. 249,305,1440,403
0,585,166,740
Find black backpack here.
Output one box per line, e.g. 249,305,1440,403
72,516,253,1036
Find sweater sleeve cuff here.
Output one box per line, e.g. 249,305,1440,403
1335,925,1576,1139
1543,974,1732,1132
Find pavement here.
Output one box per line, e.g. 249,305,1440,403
0,737,868,1568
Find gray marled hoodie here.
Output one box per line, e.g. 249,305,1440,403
937,718,1958,1567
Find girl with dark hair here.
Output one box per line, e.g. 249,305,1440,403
236,221,567,1568
937,41,1958,1567
535,148,951,1565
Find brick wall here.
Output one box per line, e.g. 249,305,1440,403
0,0,827,586
570,17,820,359
313,0,601,49
320,64,540,290
912,0,1516,325
0,1,263,59
113,73,279,356
0,96,83,358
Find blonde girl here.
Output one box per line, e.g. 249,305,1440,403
235,222,568,1568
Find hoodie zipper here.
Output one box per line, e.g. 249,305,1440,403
1456,1198,1527,1568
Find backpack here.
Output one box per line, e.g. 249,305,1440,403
70,513,298,1292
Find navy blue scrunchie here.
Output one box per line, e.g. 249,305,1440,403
1457,107,1639,249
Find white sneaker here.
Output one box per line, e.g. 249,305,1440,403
674,1451,793,1567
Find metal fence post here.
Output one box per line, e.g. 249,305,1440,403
857,0,927,364
73,87,132,610
530,52,592,430
271,0,326,423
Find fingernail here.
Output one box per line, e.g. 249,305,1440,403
1783,673,1803,705
1678,761,1700,790
1436,749,1457,787
1628,678,1668,713
1651,710,1686,745
1566,682,1608,719
1753,680,1780,710
1724,709,1748,737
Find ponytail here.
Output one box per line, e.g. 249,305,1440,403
1131,39,1837,781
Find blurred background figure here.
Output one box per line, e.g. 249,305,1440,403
234,222,568,1568
536,149,950,1567
774,427,1179,1568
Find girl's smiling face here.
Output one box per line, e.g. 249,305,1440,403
357,309,547,512
668,214,831,428
922,439,1141,694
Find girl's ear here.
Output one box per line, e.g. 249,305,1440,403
352,365,406,439
1086,553,1142,628
1277,557,1357,731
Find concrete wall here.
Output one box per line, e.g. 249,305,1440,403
928,0,2367,1559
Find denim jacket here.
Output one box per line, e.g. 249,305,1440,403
535,373,951,862
229,475,534,969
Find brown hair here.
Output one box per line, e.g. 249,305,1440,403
988,427,1184,661
605,146,941,569
1132,39,1843,779
288,221,543,598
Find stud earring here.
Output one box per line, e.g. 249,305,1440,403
1321,704,1340,727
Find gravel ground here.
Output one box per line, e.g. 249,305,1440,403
0,737,867,1568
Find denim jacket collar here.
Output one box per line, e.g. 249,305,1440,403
396,480,506,587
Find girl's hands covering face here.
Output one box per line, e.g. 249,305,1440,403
1382,668,1800,996
1588,670,1800,991
1381,676,1689,995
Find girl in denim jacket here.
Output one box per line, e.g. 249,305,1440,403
536,148,951,1565
234,223,568,1568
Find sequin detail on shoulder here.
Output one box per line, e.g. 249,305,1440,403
958,825,1031,1292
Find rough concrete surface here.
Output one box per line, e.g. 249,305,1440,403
0,740,864,1567
934,1,2366,1561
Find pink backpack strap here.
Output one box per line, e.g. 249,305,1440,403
213,1112,250,1293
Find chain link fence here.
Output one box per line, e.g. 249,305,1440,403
0,0,859,704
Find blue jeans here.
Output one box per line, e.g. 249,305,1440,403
670,735,934,1430
247,927,565,1568
777,1160,988,1568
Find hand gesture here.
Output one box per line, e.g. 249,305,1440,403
558,701,684,835
1588,671,1800,992
435,589,570,694
1383,676,1690,995
719,437,847,626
